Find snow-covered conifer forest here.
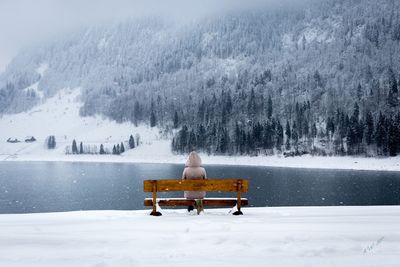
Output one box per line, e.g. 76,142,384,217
1,0,400,157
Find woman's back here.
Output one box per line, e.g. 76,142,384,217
182,152,207,199
182,166,206,180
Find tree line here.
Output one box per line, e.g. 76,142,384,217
65,134,140,155
172,96,400,157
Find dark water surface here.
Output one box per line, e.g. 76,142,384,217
0,161,399,214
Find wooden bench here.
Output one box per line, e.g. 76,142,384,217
143,179,249,216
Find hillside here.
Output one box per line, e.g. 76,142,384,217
1,0,400,157
0,87,168,162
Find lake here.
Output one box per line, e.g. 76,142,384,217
0,161,399,214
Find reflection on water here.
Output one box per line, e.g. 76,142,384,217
0,161,399,213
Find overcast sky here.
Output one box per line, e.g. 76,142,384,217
0,0,285,72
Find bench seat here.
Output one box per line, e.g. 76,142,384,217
144,198,248,207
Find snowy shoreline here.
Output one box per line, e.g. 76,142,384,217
2,152,400,172
1,206,399,267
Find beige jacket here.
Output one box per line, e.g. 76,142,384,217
182,152,207,199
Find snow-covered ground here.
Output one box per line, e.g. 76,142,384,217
0,88,168,162
1,88,400,171
0,206,399,267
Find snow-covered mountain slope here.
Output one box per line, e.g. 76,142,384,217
0,88,169,161
21,63,48,100
1,0,399,121
0,206,399,267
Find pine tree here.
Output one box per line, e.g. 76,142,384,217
225,91,233,114
285,121,291,150
112,145,117,155
217,127,230,154
79,142,84,154
116,144,120,155
178,125,189,153
267,95,273,119
247,131,254,154
221,98,229,125
47,136,56,149
387,68,398,107
356,83,362,101
276,122,283,151
396,112,400,154
188,130,197,152
120,142,125,153
311,123,317,139
301,35,306,50
150,111,157,127
353,102,360,120
314,70,323,87
247,88,257,118
136,134,140,147
100,144,105,154
198,99,205,123
72,140,78,154
129,135,135,149
365,111,374,145
326,117,335,139
173,111,179,129
375,113,387,155
234,122,241,153
197,124,206,150
292,122,298,149
388,118,397,156
172,137,176,151
150,99,157,127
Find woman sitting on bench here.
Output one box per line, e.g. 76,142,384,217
182,151,207,214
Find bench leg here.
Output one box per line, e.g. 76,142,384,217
150,200,162,216
233,182,244,215
150,210,162,216
233,200,243,215
233,209,243,216
150,181,162,216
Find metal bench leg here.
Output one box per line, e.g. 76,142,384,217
150,210,162,216
150,180,162,216
233,209,243,216
233,180,244,215
233,200,243,215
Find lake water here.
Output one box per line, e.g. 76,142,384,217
0,161,399,214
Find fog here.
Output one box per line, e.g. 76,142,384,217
0,0,298,71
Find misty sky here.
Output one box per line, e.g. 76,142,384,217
0,0,285,72
0,0,192,71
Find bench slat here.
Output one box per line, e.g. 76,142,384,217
143,179,248,192
144,198,248,207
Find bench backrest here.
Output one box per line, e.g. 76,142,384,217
143,179,248,193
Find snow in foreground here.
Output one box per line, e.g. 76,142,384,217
1,88,400,172
0,206,399,267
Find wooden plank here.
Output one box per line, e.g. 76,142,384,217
144,198,248,207
143,179,248,192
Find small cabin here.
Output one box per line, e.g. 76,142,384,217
25,136,37,143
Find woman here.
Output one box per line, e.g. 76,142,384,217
182,151,207,213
